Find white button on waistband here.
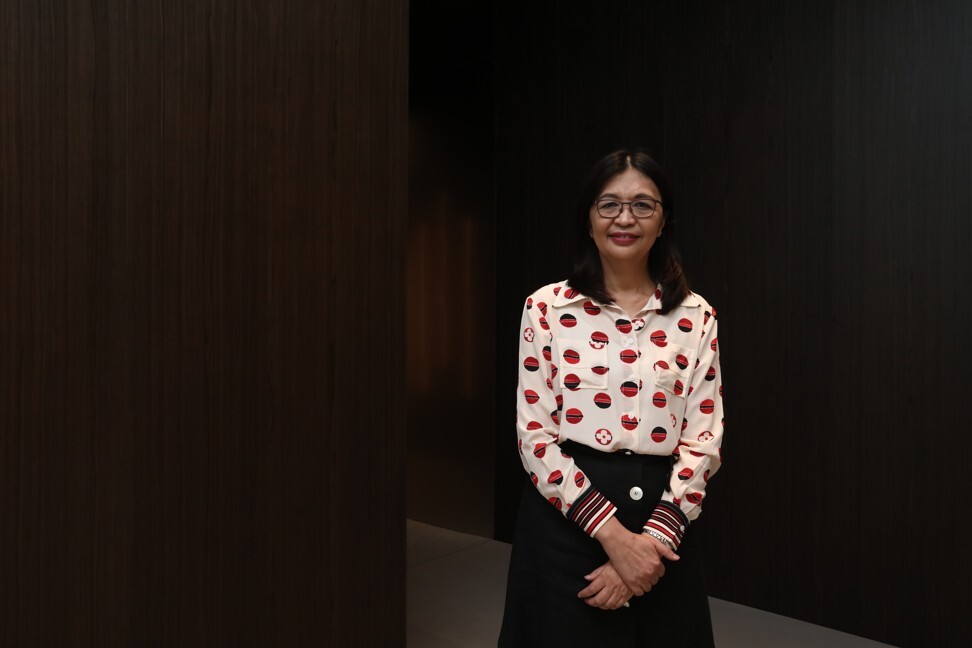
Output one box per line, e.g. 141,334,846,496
624,450,633,456
629,486,643,501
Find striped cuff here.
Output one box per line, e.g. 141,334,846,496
644,500,690,550
568,487,617,537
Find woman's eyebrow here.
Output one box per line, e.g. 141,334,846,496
598,192,658,199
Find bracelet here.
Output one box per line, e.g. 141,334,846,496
643,528,676,552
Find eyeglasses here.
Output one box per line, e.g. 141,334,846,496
594,197,663,219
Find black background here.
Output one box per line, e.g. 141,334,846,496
487,1,971,646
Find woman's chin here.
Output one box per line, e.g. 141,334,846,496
599,248,651,266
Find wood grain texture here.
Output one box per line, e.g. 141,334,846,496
0,1,407,645
494,1,972,645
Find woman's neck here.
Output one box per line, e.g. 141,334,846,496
601,258,655,299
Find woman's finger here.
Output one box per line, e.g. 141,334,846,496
577,579,604,599
585,589,608,608
613,588,633,609
646,535,681,562
660,544,680,561
596,584,623,609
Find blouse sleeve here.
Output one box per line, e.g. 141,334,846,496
515,297,618,537
644,311,724,550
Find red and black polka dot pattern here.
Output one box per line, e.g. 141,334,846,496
516,280,724,542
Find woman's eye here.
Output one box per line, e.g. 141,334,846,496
600,201,620,209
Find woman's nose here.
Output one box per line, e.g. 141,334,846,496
615,204,636,223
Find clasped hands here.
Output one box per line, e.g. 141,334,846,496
577,517,679,610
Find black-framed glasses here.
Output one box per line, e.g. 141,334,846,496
594,197,663,219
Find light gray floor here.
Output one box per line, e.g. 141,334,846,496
407,520,895,648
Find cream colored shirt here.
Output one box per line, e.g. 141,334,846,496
515,280,724,547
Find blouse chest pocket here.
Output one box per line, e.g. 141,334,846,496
652,342,697,399
556,338,608,390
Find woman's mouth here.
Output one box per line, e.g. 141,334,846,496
608,233,639,246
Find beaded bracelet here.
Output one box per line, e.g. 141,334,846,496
642,527,677,552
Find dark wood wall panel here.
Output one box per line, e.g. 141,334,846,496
494,2,972,645
1,1,407,645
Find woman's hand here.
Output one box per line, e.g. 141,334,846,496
577,561,632,610
593,517,679,595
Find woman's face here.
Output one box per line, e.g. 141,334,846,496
589,167,665,268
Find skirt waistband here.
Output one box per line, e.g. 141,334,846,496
560,440,673,466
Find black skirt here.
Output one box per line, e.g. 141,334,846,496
498,441,714,647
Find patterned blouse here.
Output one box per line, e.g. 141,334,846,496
515,280,724,549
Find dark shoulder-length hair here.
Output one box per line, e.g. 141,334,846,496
567,149,690,314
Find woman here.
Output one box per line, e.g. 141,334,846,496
499,150,723,646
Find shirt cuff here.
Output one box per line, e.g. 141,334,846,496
643,500,690,550
568,487,617,537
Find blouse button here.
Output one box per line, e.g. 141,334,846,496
622,337,635,348
629,487,644,501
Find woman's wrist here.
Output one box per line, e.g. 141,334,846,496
592,516,630,553
642,527,676,552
